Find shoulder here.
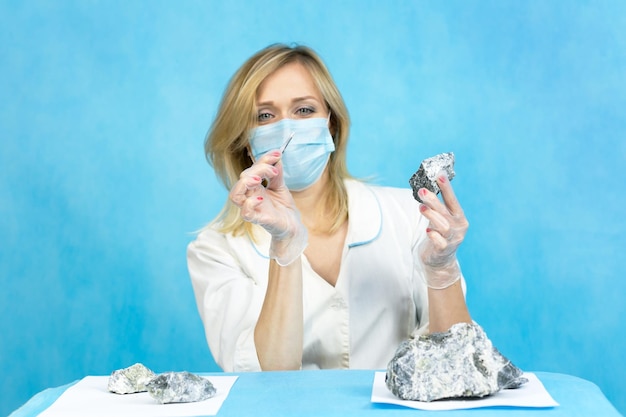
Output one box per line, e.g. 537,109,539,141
188,223,270,266
189,223,227,246
187,223,247,257
187,225,228,261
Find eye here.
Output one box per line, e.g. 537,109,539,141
295,106,315,117
257,112,274,123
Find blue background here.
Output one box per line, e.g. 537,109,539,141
2,1,625,415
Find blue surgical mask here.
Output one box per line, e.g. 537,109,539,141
249,117,335,191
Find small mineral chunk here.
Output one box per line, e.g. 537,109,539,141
108,363,156,394
409,152,456,203
385,322,527,402
146,371,216,404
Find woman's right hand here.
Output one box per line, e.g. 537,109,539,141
229,150,308,265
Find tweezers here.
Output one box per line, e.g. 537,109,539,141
279,132,295,154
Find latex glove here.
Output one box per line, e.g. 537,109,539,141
417,170,469,289
229,150,308,266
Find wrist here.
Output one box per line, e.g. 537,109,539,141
270,225,308,266
423,259,462,290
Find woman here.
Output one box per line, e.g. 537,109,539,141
187,43,471,372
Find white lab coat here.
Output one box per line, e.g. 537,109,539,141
188,179,452,372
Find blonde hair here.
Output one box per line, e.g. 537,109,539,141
205,43,352,237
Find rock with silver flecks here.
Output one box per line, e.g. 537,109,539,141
386,322,527,402
146,371,216,404
108,363,156,394
409,152,456,203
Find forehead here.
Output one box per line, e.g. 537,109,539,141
256,61,322,103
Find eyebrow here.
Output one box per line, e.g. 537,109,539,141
256,96,321,107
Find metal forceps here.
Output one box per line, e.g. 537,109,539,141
278,132,295,156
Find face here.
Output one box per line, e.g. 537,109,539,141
255,61,329,126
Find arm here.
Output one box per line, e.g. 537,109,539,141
417,173,472,332
228,150,307,370
187,232,266,372
187,227,305,371
427,274,471,333
254,258,303,370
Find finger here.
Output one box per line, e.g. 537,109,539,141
257,150,282,165
417,187,448,214
229,184,249,207
419,204,451,238
241,149,282,179
249,162,281,185
426,228,449,251
266,159,285,190
240,195,265,224
235,160,280,190
229,174,263,206
436,171,464,216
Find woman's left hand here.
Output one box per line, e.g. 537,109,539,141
417,172,469,287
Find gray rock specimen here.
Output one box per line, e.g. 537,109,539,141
108,363,156,394
146,371,216,404
386,322,527,402
409,152,456,203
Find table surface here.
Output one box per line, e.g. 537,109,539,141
10,370,622,417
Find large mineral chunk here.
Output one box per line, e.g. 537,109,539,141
108,363,156,394
386,322,527,402
146,371,216,404
409,152,455,203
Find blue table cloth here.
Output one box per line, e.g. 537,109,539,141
10,370,622,417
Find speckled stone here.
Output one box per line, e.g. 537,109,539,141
386,322,527,402
409,152,455,203
146,371,216,404
108,363,156,394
